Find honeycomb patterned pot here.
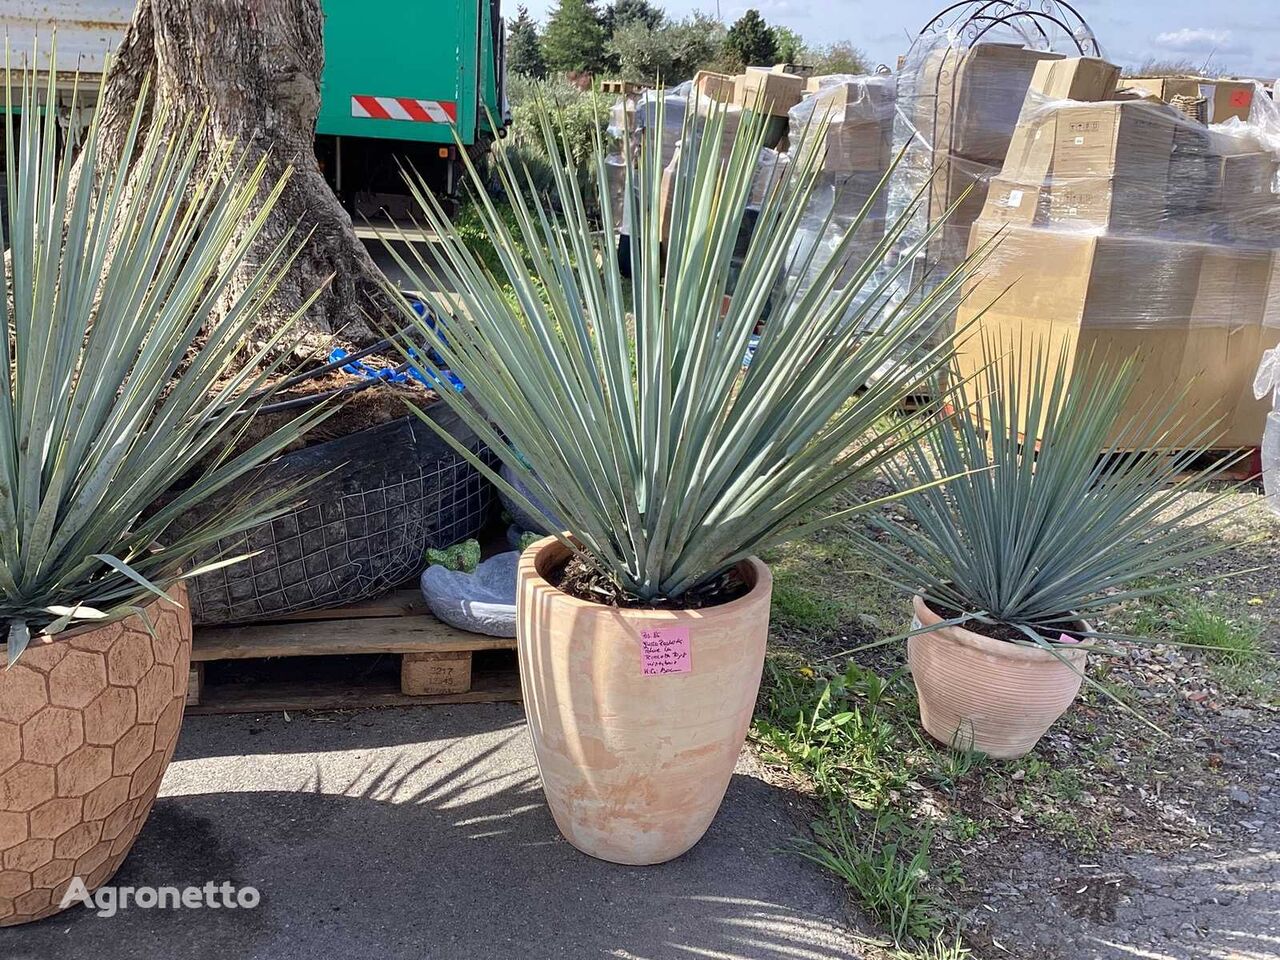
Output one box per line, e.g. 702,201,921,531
0,586,192,926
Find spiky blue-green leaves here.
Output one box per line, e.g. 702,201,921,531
863,339,1243,641
0,60,331,663
386,93,986,602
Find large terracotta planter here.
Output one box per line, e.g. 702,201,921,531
516,537,771,865
0,586,192,926
908,595,1087,759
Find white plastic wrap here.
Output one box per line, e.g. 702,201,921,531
633,81,694,169
780,75,896,315
957,70,1280,451
1256,348,1280,513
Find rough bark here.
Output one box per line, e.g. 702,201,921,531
95,0,392,356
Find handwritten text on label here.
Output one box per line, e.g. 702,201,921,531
639,625,691,676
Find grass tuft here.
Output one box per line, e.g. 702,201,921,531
795,809,944,946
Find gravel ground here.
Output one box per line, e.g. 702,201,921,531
905,490,1280,959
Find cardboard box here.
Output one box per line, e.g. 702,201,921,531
958,222,1274,447
1121,76,1256,123
739,66,804,117
1121,76,1203,102
1026,56,1120,103
1047,101,1175,181
1199,79,1255,123
1045,177,1171,231
693,70,735,102
1002,99,1175,183
797,80,894,172
981,176,1045,225
915,43,1064,162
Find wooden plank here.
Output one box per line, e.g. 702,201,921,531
185,670,520,716
192,617,515,662
402,651,471,695
262,589,427,622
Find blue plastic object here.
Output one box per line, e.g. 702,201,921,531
327,346,465,393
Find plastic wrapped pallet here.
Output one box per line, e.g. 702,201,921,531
779,75,895,313
956,77,1280,451
884,35,1076,335
633,81,694,170
1257,347,1280,513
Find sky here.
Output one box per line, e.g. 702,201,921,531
516,0,1280,80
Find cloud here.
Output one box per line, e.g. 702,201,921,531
1152,27,1248,56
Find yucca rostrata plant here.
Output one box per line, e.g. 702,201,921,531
860,339,1243,758
0,61,329,924
0,70,330,663
378,94,992,864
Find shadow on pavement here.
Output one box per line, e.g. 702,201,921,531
4,706,861,960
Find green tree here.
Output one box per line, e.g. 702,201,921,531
771,26,806,64
602,0,664,35
608,13,730,85
668,14,728,78
725,9,778,67
507,6,547,79
542,0,607,74
810,41,871,75
608,21,675,83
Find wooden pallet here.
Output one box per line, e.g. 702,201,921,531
186,589,520,715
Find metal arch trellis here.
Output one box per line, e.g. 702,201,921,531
901,1,1103,229
908,1,1102,62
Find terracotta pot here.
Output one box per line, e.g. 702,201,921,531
516,537,771,865
908,595,1087,759
0,586,192,926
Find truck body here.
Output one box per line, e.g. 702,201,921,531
0,0,506,205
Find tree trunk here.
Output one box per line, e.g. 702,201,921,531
95,0,392,356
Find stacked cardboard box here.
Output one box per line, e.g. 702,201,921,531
898,43,1069,288
734,67,804,148
1122,76,1257,123
783,75,897,304
957,71,1280,449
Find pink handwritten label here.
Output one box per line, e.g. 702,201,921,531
639,625,692,676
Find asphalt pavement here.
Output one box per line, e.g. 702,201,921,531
3,704,861,960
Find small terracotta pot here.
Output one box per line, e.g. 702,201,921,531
516,537,771,865
0,586,192,926
908,595,1087,759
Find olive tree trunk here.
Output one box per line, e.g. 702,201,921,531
93,0,393,355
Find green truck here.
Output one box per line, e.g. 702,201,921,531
2,0,509,208
315,0,509,209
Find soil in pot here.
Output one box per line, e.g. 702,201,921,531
908,595,1088,760
549,553,750,610
517,537,772,865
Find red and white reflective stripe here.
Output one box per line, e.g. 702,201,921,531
350,95,457,123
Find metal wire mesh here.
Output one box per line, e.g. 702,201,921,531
188,414,496,625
